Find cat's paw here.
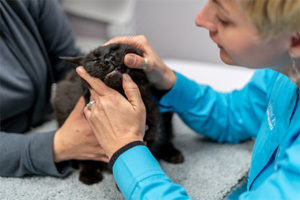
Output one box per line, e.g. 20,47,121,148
153,143,185,164
163,147,184,164
79,168,103,185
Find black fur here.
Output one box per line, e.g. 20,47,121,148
53,43,184,185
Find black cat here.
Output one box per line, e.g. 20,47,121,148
53,43,184,185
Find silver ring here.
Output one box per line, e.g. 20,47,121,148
143,58,149,70
86,100,95,110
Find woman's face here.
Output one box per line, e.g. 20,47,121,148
195,0,291,70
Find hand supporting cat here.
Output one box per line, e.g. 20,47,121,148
53,96,109,163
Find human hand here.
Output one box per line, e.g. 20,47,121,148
76,66,146,159
105,35,177,90
53,97,109,163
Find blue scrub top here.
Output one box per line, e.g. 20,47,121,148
113,69,300,199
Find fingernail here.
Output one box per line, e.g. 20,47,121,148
76,66,84,74
123,73,132,81
126,55,135,66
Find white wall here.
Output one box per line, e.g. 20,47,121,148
135,0,222,64
63,0,222,64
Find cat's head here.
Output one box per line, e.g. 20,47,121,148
60,43,145,89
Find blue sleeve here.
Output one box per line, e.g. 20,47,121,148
239,133,300,199
112,145,192,200
159,69,278,143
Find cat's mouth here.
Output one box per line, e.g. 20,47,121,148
106,65,130,77
104,65,131,87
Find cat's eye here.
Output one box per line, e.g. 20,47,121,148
89,58,98,63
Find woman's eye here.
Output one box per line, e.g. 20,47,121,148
217,15,230,26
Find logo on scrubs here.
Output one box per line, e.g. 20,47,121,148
266,103,276,131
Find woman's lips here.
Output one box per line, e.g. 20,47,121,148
209,32,223,49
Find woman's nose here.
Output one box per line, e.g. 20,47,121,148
195,2,217,32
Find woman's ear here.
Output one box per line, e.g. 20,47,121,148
289,32,300,58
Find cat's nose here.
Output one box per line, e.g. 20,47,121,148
104,56,115,65
104,58,111,65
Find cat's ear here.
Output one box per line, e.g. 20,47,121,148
59,56,84,68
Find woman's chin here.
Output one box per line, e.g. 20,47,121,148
219,49,235,65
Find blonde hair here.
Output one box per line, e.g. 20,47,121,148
238,0,300,40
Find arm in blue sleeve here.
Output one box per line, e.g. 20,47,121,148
159,69,278,143
113,145,192,200
239,133,300,199
0,131,73,177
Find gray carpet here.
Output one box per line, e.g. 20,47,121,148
0,115,253,200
